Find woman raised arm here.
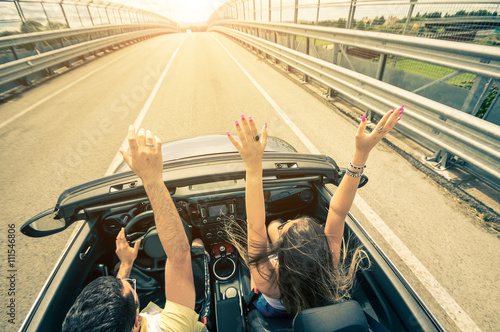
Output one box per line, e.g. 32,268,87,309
226,115,277,296
325,106,404,265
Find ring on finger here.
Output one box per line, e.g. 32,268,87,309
253,134,260,142
377,127,387,134
145,143,155,147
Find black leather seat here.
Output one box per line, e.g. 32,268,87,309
294,300,369,332
248,300,369,332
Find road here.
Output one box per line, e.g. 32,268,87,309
0,31,498,331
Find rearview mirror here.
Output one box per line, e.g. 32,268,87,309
21,209,68,238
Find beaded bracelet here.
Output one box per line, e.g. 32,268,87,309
349,162,366,170
346,168,363,178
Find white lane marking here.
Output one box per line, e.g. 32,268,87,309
211,34,320,154
354,196,481,332
0,45,144,130
213,33,481,332
105,37,186,176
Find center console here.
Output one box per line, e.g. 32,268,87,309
212,243,246,332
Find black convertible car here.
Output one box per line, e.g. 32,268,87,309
20,135,444,332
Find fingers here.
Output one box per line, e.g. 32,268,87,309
155,135,162,150
119,150,132,167
369,105,404,137
240,114,252,139
137,128,146,146
229,115,266,148
357,114,367,136
375,109,393,131
384,105,404,132
248,116,258,137
133,240,141,253
234,120,246,145
227,131,242,152
146,130,154,146
261,122,268,147
116,227,124,240
127,125,138,151
116,228,126,246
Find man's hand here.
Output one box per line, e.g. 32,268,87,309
115,228,140,279
120,125,163,185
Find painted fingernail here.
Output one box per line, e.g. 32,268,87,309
391,108,395,114
265,122,267,128
235,121,239,126
401,104,405,109
398,116,402,121
362,114,366,122
400,108,404,114
249,116,253,122
241,114,245,120
226,131,230,136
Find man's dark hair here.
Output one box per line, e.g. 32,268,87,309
62,276,137,332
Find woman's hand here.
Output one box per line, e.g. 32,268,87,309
227,115,268,168
355,105,404,158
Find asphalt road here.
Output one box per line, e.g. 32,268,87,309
0,32,498,331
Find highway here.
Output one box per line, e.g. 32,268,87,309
0,31,498,331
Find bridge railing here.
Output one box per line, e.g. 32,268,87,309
209,21,500,188
0,0,178,96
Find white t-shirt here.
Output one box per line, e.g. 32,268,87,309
139,301,207,332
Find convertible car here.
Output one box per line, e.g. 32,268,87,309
20,135,444,332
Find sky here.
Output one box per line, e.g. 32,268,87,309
112,0,228,24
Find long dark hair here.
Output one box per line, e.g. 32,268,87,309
226,216,369,314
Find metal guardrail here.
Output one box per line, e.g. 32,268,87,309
0,23,174,49
221,21,500,80
211,24,500,187
0,26,174,87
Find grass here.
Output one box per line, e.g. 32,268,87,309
295,37,477,88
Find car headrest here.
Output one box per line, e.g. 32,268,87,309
293,300,369,332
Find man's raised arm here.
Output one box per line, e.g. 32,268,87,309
120,125,195,310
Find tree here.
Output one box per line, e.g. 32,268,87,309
372,15,385,26
335,18,347,28
20,20,44,33
47,21,68,30
355,20,365,30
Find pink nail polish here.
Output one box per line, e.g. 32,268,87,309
249,116,253,122
241,114,245,120
265,122,267,128
235,121,239,126
226,131,230,136
391,108,395,113
362,114,366,122
398,116,402,121
400,108,404,114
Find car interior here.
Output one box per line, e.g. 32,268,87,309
20,154,440,332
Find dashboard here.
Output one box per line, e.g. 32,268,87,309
101,185,315,246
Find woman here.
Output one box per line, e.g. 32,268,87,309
226,107,404,318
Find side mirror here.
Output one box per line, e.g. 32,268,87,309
338,169,369,188
21,209,68,238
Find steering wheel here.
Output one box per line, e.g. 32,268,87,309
124,210,193,272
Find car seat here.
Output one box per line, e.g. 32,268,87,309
248,300,369,332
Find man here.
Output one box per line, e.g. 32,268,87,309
62,126,208,331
